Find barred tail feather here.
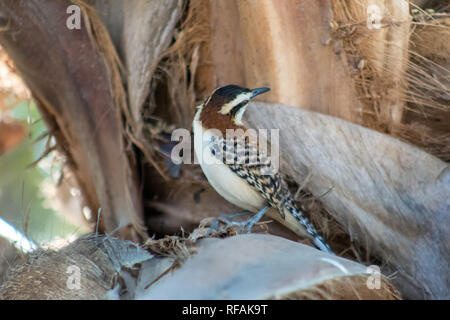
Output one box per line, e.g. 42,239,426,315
313,235,335,255
290,207,334,255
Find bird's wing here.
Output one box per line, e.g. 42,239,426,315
210,135,296,218
210,134,334,254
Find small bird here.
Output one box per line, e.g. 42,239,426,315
193,84,333,254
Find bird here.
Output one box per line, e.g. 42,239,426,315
192,84,333,254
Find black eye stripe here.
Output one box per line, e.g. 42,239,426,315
230,100,249,116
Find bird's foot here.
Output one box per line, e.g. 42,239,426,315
207,206,270,235
206,212,251,236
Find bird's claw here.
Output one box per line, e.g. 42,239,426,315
206,212,252,236
206,206,270,236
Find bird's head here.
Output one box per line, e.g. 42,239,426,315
197,85,270,131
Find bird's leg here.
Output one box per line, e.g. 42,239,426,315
207,206,270,235
244,206,269,234
207,211,252,235
216,211,253,225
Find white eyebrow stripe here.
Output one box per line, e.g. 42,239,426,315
219,92,253,115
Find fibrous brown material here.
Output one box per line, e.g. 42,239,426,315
0,235,152,300
411,17,450,63
0,237,23,285
403,15,450,161
331,0,411,128
332,1,450,162
279,274,399,300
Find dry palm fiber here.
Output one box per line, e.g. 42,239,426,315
402,12,450,161
0,235,152,300
277,274,399,300
331,0,450,162
331,0,410,128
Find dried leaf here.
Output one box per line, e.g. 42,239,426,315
245,102,449,299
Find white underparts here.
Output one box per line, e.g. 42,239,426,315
233,104,248,125
193,110,266,213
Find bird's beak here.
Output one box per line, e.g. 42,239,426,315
250,87,270,99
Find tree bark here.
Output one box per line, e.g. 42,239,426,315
0,0,143,238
